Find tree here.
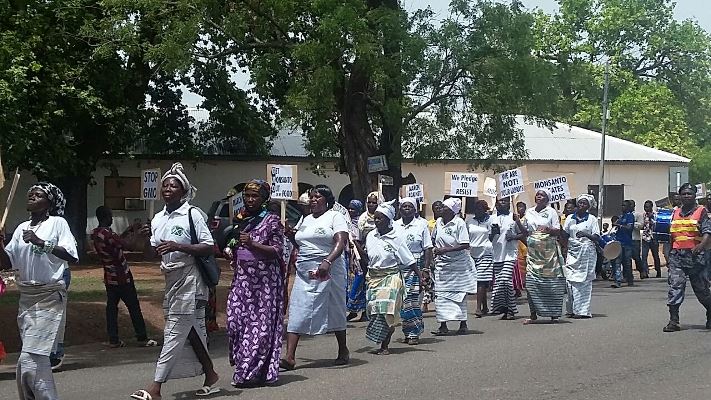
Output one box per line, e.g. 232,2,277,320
100,0,559,200
0,0,271,253
533,0,711,172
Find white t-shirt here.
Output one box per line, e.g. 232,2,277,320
150,202,214,267
491,213,520,262
393,217,433,255
563,213,600,241
295,210,349,263
524,206,560,231
466,216,493,259
433,216,470,264
365,226,416,271
5,216,78,284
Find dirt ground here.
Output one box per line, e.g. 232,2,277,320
0,258,237,353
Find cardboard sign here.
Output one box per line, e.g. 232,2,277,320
402,183,425,203
497,167,527,199
267,164,298,200
231,193,244,215
140,169,161,200
367,155,389,173
379,174,394,186
483,177,497,198
696,183,706,199
444,172,478,198
531,175,574,203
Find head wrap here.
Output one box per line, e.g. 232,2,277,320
376,199,397,221
367,191,384,206
400,197,417,208
536,188,552,205
442,198,462,215
298,191,310,205
28,182,66,216
577,194,597,209
244,179,271,202
348,199,364,213
161,162,196,202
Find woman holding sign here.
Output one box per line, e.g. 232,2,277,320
466,200,493,317
432,198,475,335
523,189,566,325
394,197,432,344
561,195,600,319
282,185,350,369
225,179,286,387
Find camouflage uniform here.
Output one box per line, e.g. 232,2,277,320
665,206,711,331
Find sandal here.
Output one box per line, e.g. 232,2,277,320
523,318,537,325
408,337,419,345
431,328,450,336
109,340,126,348
500,313,514,320
373,348,390,355
130,390,158,400
140,339,158,347
279,359,296,371
195,385,220,397
456,328,468,335
474,311,484,318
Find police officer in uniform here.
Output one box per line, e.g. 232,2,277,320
663,183,711,332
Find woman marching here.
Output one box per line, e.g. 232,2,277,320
393,197,432,345
282,185,350,370
365,200,418,354
0,182,78,400
346,199,368,322
432,198,475,335
225,180,285,387
491,197,526,320
131,163,220,400
466,200,493,317
523,189,566,325
562,195,600,319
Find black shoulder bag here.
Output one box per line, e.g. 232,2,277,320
188,207,221,287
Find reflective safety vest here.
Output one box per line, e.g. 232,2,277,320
670,206,705,250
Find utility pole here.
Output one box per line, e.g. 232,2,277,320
598,62,611,229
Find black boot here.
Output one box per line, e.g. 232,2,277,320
663,305,681,332
705,307,711,330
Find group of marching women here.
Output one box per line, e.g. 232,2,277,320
0,165,607,400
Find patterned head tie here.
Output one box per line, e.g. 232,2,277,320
28,182,66,217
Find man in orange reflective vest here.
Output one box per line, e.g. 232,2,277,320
663,183,711,332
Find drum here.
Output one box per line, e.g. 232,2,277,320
654,208,673,243
599,234,621,260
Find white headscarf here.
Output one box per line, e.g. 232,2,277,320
536,188,552,205
298,191,310,206
161,162,196,202
400,197,417,208
376,199,397,221
577,194,597,209
442,197,462,214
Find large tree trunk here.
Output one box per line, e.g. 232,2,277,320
340,62,377,200
56,175,90,259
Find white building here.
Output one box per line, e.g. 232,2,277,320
1,119,689,241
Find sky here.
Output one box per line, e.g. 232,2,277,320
183,0,711,108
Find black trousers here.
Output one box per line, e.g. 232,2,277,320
106,282,148,343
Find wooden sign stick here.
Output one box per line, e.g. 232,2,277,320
0,169,20,231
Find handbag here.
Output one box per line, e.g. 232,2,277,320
188,207,221,288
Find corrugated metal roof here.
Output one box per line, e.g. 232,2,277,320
523,119,690,163
266,119,691,164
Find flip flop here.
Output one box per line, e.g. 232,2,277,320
195,385,220,397
140,339,158,347
522,318,537,325
279,359,296,371
109,340,126,348
372,348,390,355
129,389,157,400
431,329,450,336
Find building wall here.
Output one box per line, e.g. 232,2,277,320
1,158,680,238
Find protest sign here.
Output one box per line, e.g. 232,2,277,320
531,175,574,203
402,183,425,203
267,164,298,201
444,172,479,197
497,167,527,199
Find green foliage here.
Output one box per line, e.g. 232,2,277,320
534,0,711,175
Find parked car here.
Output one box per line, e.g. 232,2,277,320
206,196,304,252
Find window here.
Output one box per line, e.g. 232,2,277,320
104,177,143,211
586,185,625,217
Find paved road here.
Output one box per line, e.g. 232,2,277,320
2,278,711,400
